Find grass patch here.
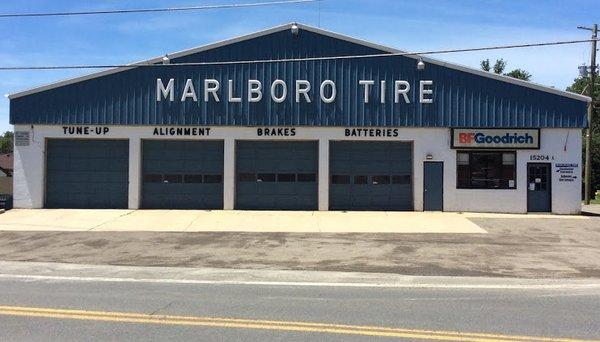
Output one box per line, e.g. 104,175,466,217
584,197,600,204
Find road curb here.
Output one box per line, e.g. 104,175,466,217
1,261,600,290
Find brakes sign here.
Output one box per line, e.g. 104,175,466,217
451,129,539,149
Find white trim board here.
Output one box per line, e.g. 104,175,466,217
8,22,591,103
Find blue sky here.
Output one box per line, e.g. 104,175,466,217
0,0,596,132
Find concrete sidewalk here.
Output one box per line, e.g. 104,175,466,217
0,209,590,233
582,204,600,216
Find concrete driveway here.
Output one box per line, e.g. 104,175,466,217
0,209,496,233
0,209,599,277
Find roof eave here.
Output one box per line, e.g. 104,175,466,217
8,23,296,100
296,23,591,103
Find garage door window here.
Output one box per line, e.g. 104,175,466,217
457,151,516,189
163,174,183,183
332,175,351,184
239,173,256,182
240,173,317,183
144,173,222,184
372,175,390,185
297,173,316,182
354,175,368,184
184,174,203,183
203,175,223,183
144,174,163,183
257,173,276,182
277,173,296,182
392,175,411,184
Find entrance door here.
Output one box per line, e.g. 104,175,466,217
527,163,551,212
423,161,443,211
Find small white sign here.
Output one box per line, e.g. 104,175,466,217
15,131,30,146
556,163,579,182
529,183,536,191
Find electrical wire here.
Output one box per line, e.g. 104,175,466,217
0,0,316,18
0,38,597,71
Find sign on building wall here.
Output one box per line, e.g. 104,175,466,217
156,78,435,105
14,131,30,146
451,128,540,149
555,163,579,182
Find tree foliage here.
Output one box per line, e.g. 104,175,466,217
493,58,506,74
0,132,12,153
567,76,600,199
480,58,532,81
504,69,532,81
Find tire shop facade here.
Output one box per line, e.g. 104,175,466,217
9,23,590,213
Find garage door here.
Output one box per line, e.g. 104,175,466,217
236,141,318,210
330,141,412,211
45,139,129,209
142,140,223,209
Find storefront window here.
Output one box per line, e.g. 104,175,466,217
457,151,516,189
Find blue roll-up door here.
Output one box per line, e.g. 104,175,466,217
236,141,318,210
330,141,413,211
142,140,224,209
45,139,129,209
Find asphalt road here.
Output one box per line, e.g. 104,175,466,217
0,276,599,341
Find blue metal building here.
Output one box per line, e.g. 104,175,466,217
9,23,590,213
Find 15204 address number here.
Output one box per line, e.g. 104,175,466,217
529,154,554,161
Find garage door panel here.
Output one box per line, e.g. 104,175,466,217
236,141,318,210
256,183,279,194
371,195,391,206
144,160,168,173
45,139,129,209
274,162,295,171
182,161,199,171
330,141,413,211
142,140,223,209
46,157,68,170
112,159,129,171
390,195,411,205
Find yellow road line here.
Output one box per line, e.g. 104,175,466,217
0,305,597,342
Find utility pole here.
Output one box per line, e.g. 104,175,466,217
578,24,597,205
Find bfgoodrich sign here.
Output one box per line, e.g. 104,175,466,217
451,128,540,149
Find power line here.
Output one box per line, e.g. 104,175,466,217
0,0,316,18
0,38,597,71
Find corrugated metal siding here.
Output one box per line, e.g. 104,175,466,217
10,29,587,128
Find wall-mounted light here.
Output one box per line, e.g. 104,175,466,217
426,153,433,160
417,58,425,71
291,23,299,36
162,54,170,65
